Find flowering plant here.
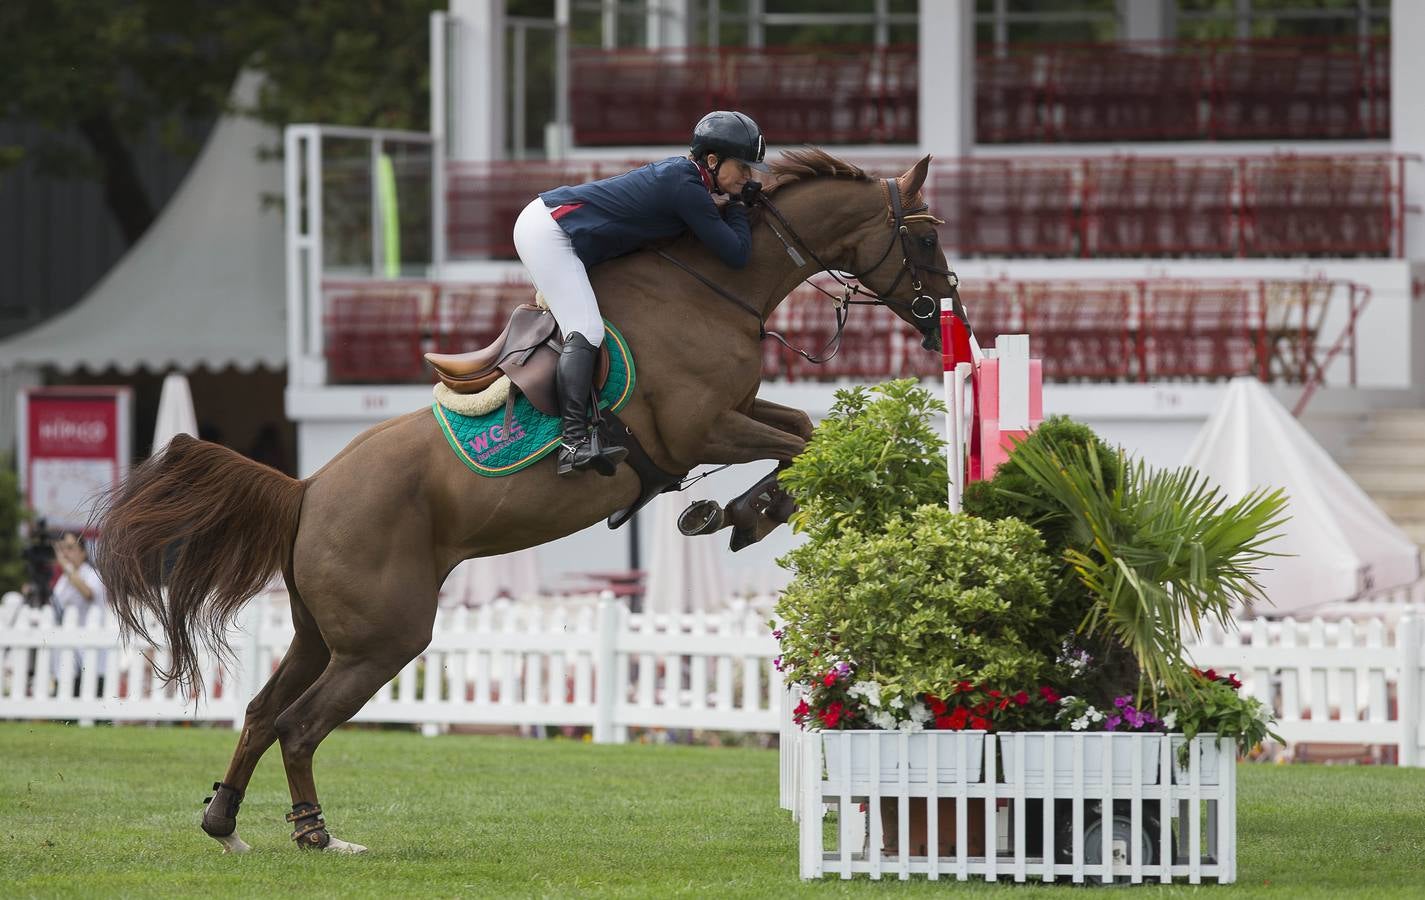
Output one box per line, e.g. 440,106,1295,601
1159,667,1281,758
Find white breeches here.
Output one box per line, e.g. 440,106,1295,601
513,197,605,346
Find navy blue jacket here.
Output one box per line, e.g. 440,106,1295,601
539,157,751,269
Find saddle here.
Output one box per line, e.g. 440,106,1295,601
424,304,611,416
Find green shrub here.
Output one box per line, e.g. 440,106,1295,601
775,504,1054,708
0,457,27,594
779,379,947,542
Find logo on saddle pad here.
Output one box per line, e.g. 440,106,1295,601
432,322,635,476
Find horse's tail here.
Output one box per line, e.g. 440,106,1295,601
91,434,307,689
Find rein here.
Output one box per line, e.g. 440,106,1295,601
657,177,961,365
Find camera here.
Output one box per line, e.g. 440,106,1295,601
20,519,61,608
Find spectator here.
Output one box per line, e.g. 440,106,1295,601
50,532,107,693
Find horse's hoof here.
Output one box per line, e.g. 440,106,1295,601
678,499,724,536
213,832,252,854
325,836,368,854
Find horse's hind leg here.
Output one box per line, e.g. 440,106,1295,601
201,577,330,853
271,597,434,854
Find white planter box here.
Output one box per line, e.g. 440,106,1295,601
1171,733,1224,786
797,731,1238,884
822,730,986,784
998,732,1164,787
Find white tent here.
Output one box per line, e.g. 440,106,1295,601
644,492,729,616
0,72,284,374
1183,377,1421,616
151,372,198,455
438,552,542,608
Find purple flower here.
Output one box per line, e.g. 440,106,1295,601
1105,715,1122,731
834,662,852,679
773,657,783,671
1113,695,1131,709
1124,708,1145,729
772,629,783,640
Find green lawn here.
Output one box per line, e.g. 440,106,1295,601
1,723,1422,898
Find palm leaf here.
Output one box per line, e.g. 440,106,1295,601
1006,437,1289,693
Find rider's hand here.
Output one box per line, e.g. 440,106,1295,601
711,192,731,209
739,180,762,206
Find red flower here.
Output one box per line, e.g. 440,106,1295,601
1012,691,1030,707
823,672,837,687
956,680,974,693
1039,686,1061,704
926,695,949,716
793,699,809,718
970,716,991,731
819,701,844,728
987,690,1003,699
1202,668,1218,681
998,698,1011,711
935,714,956,730
973,702,990,717
946,706,970,730
1227,673,1243,689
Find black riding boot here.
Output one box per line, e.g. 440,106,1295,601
557,333,628,477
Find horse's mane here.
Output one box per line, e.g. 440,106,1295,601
765,148,872,187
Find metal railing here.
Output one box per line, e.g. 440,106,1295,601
317,277,1364,396
442,154,1415,260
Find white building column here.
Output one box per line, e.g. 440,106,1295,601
449,0,505,162
1393,0,1425,261
918,0,974,157
1120,0,1174,42
647,0,691,49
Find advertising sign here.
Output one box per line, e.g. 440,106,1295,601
17,387,132,534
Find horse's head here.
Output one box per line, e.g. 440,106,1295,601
763,152,955,353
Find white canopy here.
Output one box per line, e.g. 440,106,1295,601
1183,377,1420,616
150,372,198,455
644,492,729,616
0,73,284,374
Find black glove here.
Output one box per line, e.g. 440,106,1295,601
739,180,762,206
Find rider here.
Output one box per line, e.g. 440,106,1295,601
514,110,769,477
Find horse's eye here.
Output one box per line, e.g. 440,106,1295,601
920,234,936,249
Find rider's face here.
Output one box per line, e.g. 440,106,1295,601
708,156,752,196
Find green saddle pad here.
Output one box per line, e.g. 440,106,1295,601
432,322,635,477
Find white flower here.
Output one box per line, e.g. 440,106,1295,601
888,696,905,710
1087,708,1105,723
1058,695,1077,707
908,702,932,725
869,710,898,731
898,719,925,733
848,680,882,708
1071,716,1089,731
1162,712,1178,730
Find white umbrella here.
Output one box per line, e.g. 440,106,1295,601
644,492,729,616
151,372,198,455
439,550,542,608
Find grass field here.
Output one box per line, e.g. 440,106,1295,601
1,723,1423,898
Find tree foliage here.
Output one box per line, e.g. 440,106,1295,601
1,0,439,244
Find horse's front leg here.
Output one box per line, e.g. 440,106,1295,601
682,406,808,550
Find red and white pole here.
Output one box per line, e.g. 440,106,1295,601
940,297,975,512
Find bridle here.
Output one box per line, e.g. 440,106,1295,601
655,177,963,365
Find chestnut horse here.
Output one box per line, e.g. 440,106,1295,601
94,149,956,853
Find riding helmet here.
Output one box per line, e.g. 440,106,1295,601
691,111,769,172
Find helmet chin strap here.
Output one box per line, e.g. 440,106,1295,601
705,156,726,194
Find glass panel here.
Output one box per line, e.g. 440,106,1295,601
321,138,373,276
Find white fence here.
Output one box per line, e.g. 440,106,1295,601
0,592,781,741
4,589,1424,763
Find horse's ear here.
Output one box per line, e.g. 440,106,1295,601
897,155,932,200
